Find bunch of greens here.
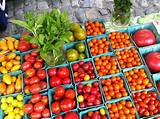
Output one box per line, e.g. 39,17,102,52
11,9,72,66
112,0,132,25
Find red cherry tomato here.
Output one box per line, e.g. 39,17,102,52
65,89,75,100
33,102,45,112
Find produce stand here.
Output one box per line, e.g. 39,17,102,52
0,14,160,119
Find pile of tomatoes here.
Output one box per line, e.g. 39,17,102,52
108,32,132,49
115,48,142,69
107,100,136,119
55,112,79,119
94,55,120,77
124,68,152,91
24,93,50,118
83,108,108,119
77,81,103,109
101,76,128,101
21,51,45,71
133,91,160,117
72,60,96,83
85,20,105,36
51,86,76,114
48,66,71,88
22,51,47,95
88,37,110,56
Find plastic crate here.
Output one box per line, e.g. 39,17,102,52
106,96,139,119
20,49,46,69
123,65,154,93
107,29,136,50
48,84,77,116
92,52,121,78
0,72,23,97
0,51,22,75
152,73,160,94
46,63,73,88
128,23,160,49
114,46,144,70
64,40,89,62
80,105,109,119
139,44,160,77
131,88,160,119
24,91,51,119
75,79,104,110
11,34,20,40
99,72,131,102
52,109,79,119
82,18,106,38
86,34,113,57
70,58,98,84
0,93,24,119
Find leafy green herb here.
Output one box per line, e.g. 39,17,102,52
10,9,72,66
112,0,132,25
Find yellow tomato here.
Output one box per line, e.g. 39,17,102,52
17,94,23,101
6,96,14,104
12,99,18,107
1,102,8,110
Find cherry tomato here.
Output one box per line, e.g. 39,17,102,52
24,103,33,113
65,89,75,100
55,86,65,97
34,102,45,112
30,94,42,103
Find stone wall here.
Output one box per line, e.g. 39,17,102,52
5,0,160,35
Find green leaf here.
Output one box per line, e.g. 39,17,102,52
10,20,33,33
38,34,45,45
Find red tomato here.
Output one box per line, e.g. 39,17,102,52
26,56,36,64
65,89,75,99
30,83,41,94
36,57,44,63
60,99,74,112
62,77,71,84
29,76,40,85
50,76,62,88
30,94,42,103
145,52,160,73
31,51,39,57
19,42,31,52
24,103,33,113
34,102,45,112
26,68,36,77
55,115,63,119
42,108,50,118
64,112,79,119
53,95,62,101
30,111,41,119
40,81,47,90
57,67,70,78
51,102,61,114
31,43,38,49
24,54,31,61
21,61,32,71
55,86,65,97
48,68,57,77
37,69,46,79
34,62,43,69
132,29,156,47
24,77,30,85
41,96,49,106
